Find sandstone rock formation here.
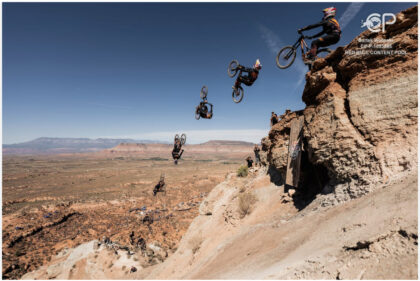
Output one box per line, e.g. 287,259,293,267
261,6,418,204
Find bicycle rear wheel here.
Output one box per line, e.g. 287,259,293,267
276,46,297,69
316,48,331,59
232,86,244,103
181,134,187,145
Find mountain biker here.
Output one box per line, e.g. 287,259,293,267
233,59,262,90
153,177,166,196
198,99,213,119
298,7,341,61
172,138,184,164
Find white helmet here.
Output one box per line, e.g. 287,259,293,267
254,59,262,70
323,7,336,19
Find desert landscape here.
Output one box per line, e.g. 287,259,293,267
2,141,254,279
2,4,418,280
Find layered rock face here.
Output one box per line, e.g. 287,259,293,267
261,6,418,202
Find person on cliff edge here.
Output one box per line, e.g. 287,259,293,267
254,145,261,166
246,156,254,168
298,7,341,61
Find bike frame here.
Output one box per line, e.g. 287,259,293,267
288,35,309,58
296,35,329,57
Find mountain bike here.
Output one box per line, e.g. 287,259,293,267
227,60,245,103
174,134,186,145
195,86,213,120
276,32,331,70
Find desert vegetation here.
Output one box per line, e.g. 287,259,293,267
236,165,248,177
238,191,257,218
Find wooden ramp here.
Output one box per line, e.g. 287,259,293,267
285,116,304,188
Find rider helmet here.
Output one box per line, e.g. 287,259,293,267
254,59,262,70
323,7,336,19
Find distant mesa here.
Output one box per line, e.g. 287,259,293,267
200,140,255,146
2,137,168,155
3,137,256,155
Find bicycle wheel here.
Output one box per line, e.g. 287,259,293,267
276,46,297,69
200,85,208,99
181,134,187,145
232,86,244,103
316,48,331,59
228,60,239,78
174,134,179,142
195,107,200,120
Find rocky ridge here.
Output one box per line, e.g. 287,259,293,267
260,6,418,205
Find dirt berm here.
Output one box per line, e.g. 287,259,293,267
22,6,417,279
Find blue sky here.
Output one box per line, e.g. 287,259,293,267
3,2,415,144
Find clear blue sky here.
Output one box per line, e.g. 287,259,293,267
3,2,415,144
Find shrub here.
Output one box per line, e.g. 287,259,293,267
189,234,203,254
237,165,248,177
238,192,257,218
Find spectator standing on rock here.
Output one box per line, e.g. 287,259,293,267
254,144,261,166
270,112,278,127
246,156,254,168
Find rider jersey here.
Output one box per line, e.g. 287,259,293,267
173,142,182,153
302,17,341,36
243,67,259,82
323,18,341,35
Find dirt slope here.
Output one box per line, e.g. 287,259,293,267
21,168,417,279
146,169,417,279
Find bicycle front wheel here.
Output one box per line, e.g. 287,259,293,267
228,60,239,78
276,46,297,69
200,85,208,99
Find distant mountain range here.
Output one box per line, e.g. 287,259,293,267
2,137,169,155
3,138,255,155
199,140,254,146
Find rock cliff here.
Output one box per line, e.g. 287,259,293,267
261,6,418,205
